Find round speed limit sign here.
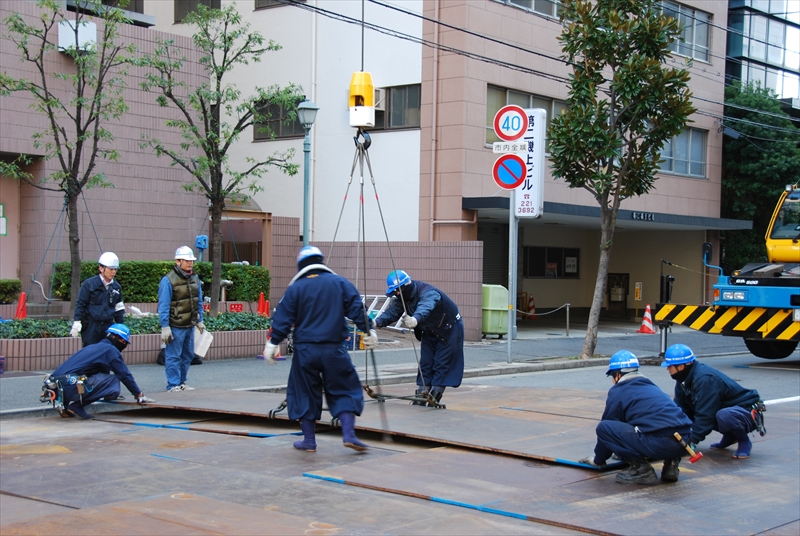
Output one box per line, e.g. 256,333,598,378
493,105,527,142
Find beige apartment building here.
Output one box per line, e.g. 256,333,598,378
0,0,750,339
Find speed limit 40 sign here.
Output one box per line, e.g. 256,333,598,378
493,105,527,142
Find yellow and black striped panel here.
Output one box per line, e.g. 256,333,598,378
655,304,800,341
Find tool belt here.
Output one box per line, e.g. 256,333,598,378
40,374,94,411
750,401,766,436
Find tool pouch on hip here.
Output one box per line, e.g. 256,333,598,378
751,401,766,436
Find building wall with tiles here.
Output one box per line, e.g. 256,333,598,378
270,216,485,341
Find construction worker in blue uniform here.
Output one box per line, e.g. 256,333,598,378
373,270,464,406
579,350,692,484
71,252,125,347
47,324,154,419
263,246,378,452
663,343,763,460
158,246,205,392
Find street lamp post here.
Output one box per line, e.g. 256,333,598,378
297,100,319,246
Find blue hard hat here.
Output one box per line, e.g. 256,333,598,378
106,323,130,344
296,246,324,267
385,270,411,296
606,350,639,376
662,344,696,367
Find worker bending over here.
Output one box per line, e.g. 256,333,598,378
44,324,154,419
373,270,464,406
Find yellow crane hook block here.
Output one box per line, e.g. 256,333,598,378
349,71,375,128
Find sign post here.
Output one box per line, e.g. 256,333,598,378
491,106,547,364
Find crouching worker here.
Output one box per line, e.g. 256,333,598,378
41,324,155,419
579,350,692,485
263,246,377,452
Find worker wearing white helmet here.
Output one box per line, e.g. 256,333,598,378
71,252,125,347
158,246,205,392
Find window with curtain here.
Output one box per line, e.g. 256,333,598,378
371,84,421,130
175,0,221,23
661,1,711,62
659,128,707,178
485,85,566,149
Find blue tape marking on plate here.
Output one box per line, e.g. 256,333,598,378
430,497,478,509
477,505,527,520
303,473,345,484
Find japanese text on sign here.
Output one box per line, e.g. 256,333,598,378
514,109,546,219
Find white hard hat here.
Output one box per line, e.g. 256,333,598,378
174,246,197,261
98,252,120,269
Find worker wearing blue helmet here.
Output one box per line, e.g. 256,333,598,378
264,246,377,452
579,350,692,484
373,270,464,406
44,324,155,419
663,343,762,460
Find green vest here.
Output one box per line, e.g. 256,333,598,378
166,266,200,328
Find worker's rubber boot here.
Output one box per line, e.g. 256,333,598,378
733,435,752,459
661,458,680,483
615,460,659,485
427,387,445,407
411,388,428,406
710,433,737,450
65,402,94,420
293,418,317,452
338,412,369,451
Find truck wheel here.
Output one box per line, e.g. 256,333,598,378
744,339,798,359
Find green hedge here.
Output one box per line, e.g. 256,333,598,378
0,279,22,304
0,312,270,339
52,261,270,303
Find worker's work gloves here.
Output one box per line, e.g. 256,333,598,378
362,330,379,350
263,341,280,364
161,327,173,344
401,315,418,329
137,394,156,404
196,321,206,334
70,321,82,338
578,456,606,468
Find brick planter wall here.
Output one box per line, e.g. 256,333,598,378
0,329,268,372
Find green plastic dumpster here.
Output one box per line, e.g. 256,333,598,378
482,284,509,337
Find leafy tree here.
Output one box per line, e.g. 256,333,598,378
549,0,695,359
720,82,800,274
139,4,301,317
0,0,135,313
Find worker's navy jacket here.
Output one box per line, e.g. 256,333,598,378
673,361,760,443
375,281,460,341
603,373,692,437
270,268,369,344
53,339,142,397
74,275,124,345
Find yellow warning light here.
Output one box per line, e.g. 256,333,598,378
349,71,375,128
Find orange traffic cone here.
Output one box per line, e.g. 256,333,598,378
257,292,266,316
637,304,656,334
528,295,538,320
14,292,27,320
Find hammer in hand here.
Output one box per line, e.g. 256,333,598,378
674,432,703,463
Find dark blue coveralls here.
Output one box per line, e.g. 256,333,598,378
74,275,124,347
269,268,370,421
374,281,464,390
673,361,760,444
592,373,692,465
52,339,142,411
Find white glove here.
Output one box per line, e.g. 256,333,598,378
362,330,379,350
161,327,173,344
196,321,206,334
70,321,81,338
401,315,418,329
263,341,280,364
578,456,606,468
137,394,156,404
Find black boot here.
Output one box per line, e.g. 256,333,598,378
616,460,658,485
411,387,428,406
293,418,317,452
661,458,680,482
427,387,445,407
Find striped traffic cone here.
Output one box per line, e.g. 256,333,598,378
636,305,656,334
